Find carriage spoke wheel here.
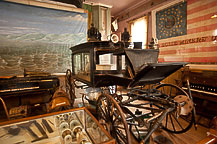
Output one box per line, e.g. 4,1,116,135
156,83,194,134
96,93,131,144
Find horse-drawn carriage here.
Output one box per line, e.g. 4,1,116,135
69,41,196,144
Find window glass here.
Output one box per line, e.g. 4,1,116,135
131,16,147,49
97,54,117,70
73,53,90,81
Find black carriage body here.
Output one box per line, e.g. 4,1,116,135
70,41,187,87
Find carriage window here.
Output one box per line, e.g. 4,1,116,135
122,55,125,70
97,54,117,70
73,53,90,81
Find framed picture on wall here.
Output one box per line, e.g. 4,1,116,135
0,0,88,76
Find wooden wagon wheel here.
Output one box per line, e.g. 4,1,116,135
96,93,131,144
156,83,194,134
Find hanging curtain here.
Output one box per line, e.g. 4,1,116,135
131,16,147,49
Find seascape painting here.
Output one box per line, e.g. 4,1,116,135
0,1,88,76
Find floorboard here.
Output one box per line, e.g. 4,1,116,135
150,124,209,144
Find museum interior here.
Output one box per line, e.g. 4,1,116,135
0,0,217,143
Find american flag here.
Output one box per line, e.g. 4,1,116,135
158,0,217,63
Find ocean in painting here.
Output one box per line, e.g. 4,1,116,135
0,1,88,76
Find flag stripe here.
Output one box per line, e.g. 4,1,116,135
187,5,217,20
160,50,176,55
187,23,217,34
187,0,217,10
187,1,217,15
160,41,217,51
187,0,199,5
159,30,214,43
159,35,216,48
188,18,217,30
160,46,217,55
159,57,217,63
159,51,217,58
187,12,217,24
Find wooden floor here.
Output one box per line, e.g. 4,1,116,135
150,123,209,144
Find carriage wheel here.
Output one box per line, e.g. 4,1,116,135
96,93,131,144
156,83,194,134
